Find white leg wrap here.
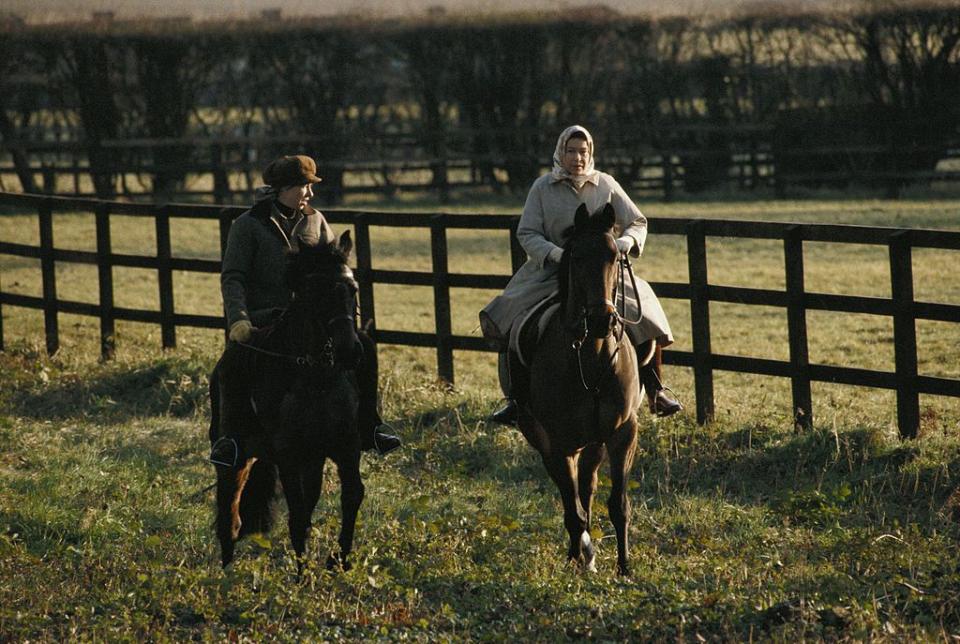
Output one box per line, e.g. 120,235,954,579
581,531,597,572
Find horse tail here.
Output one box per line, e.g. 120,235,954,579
237,461,278,538
208,363,221,445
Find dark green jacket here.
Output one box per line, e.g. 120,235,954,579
221,198,335,328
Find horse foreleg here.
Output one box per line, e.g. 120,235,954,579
607,415,639,576
230,457,258,541
278,464,309,572
328,453,364,571
577,443,606,530
544,453,593,571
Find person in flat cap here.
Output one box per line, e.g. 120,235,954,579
210,154,401,465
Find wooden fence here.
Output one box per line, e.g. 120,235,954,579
4,135,959,203
1,191,959,438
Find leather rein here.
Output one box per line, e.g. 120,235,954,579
570,252,644,393
235,304,356,369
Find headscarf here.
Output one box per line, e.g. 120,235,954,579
550,124,600,189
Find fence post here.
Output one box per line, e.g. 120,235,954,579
889,230,919,439
354,214,377,333
95,202,115,359
155,205,176,349
431,214,454,384
687,220,714,424
509,217,526,274
784,225,812,430
0,254,4,351
661,152,675,203
38,198,59,355
212,144,232,204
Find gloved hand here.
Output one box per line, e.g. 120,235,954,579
615,236,634,255
547,246,565,265
229,320,256,343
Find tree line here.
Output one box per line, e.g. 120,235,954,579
1,3,958,201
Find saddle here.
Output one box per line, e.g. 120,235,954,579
509,294,561,367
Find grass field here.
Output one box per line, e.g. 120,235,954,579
2,196,960,640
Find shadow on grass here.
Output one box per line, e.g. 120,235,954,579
7,358,210,422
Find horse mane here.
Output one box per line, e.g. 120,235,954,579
285,240,349,293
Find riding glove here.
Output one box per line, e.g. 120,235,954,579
615,236,635,254
229,319,255,342
547,246,564,265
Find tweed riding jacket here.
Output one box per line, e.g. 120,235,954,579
221,198,335,328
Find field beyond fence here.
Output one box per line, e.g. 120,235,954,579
1,191,959,439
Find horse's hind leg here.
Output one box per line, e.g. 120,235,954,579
328,453,364,571
231,457,259,540
213,456,259,567
607,416,639,576
215,467,237,567
543,453,591,570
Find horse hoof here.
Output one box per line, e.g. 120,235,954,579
617,564,631,577
326,553,352,572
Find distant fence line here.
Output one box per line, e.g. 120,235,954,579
1,191,959,439
3,133,960,203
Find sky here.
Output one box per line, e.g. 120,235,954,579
3,0,830,23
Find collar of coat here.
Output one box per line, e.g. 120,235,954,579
549,173,601,189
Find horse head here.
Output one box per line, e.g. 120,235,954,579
560,202,620,340
285,230,362,368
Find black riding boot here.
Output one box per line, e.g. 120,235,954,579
208,366,243,467
638,355,682,417
489,351,529,427
356,329,401,455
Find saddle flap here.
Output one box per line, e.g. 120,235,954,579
509,295,561,367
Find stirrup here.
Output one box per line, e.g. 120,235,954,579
209,437,239,467
651,386,683,418
488,399,519,427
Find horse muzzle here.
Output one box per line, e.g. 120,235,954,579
585,301,617,338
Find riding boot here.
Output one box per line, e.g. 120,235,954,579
489,351,528,427
208,366,243,467
356,328,401,455
638,349,682,417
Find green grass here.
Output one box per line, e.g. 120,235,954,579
2,197,960,639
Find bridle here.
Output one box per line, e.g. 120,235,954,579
569,248,644,393
236,276,358,369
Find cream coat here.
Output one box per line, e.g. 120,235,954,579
479,171,674,349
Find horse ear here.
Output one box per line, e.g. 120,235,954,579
597,202,616,231
574,203,589,230
338,229,353,259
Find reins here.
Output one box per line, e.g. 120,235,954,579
235,337,334,368
234,302,356,369
569,251,643,394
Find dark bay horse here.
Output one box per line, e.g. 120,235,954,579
209,231,364,570
518,202,643,575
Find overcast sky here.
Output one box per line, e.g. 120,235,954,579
4,0,830,23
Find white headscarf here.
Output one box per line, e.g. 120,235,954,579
550,124,600,189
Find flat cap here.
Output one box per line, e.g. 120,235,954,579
262,155,322,187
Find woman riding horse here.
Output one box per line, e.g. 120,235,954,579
480,125,682,423
209,154,401,464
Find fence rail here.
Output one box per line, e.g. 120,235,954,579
2,191,959,438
